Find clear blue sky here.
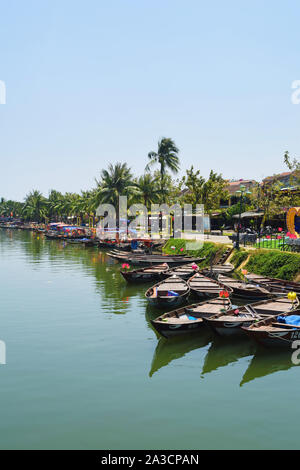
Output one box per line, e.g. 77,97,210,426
1,0,300,200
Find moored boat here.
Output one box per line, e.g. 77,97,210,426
163,263,199,280
245,273,300,295
242,310,300,348
108,250,205,267
66,238,85,245
145,275,190,308
203,263,234,276
188,272,233,299
217,274,272,300
202,296,299,337
151,297,232,338
120,263,169,283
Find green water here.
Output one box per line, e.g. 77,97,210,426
0,230,299,450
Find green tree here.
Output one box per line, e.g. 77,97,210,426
136,173,160,209
96,163,139,228
146,138,180,196
180,167,229,211
23,190,48,222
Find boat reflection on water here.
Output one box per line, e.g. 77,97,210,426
240,347,300,387
201,336,256,377
149,331,212,377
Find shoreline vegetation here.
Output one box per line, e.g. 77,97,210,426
2,222,300,282
163,239,300,281
1,140,300,282
0,141,299,228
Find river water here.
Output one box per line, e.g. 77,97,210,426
0,229,299,449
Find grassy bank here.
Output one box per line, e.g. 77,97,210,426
231,248,300,281
162,239,228,267
244,249,300,281
163,239,300,281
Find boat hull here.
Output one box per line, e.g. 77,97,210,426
150,319,204,338
242,327,300,348
147,295,187,309
231,289,270,301
203,317,256,336
121,271,163,283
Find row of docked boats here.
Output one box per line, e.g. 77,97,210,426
119,260,300,348
108,249,206,267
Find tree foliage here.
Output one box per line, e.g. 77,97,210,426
180,166,229,211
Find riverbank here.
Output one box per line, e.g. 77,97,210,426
163,238,300,281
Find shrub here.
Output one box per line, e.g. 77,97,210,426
245,250,300,280
163,240,228,268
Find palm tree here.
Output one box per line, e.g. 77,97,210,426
96,163,139,230
146,137,180,196
136,173,160,209
48,190,64,221
23,190,48,222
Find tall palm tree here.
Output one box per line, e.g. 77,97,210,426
23,190,48,222
146,137,180,196
136,173,160,209
48,189,64,221
96,163,139,230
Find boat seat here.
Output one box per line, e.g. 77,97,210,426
272,322,299,329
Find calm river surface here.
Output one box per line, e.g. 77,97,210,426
0,229,299,449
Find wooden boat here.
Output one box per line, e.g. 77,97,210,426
204,263,234,275
120,263,169,283
66,238,84,245
145,275,190,308
217,274,272,300
66,238,96,247
151,297,232,338
202,296,299,336
81,238,98,247
188,273,233,299
163,263,199,280
98,240,118,249
108,250,205,267
242,309,300,348
246,273,300,295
